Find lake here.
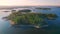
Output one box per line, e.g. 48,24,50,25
0,6,60,34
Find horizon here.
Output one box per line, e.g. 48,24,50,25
0,5,60,7
0,0,60,6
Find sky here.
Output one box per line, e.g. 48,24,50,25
0,0,60,6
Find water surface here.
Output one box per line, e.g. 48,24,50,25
0,7,60,34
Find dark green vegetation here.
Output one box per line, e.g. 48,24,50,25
36,8,51,10
8,13,47,26
7,9,58,27
57,6,60,8
18,9,31,12
46,14,58,20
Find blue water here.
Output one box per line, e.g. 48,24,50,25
0,6,60,34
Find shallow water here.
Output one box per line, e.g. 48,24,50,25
0,7,60,34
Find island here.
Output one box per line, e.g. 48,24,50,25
56,6,60,8
3,11,10,12
36,8,51,10
5,9,58,28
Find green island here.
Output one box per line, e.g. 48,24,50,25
36,8,51,10
6,9,58,28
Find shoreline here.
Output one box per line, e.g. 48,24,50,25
9,20,16,25
9,20,48,28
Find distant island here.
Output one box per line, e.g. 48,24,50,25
36,8,51,10
57,7,60,8
5,9,58,28
3,11,10,12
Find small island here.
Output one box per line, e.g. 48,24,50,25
46,14,58,20
6,9,58,28
57,6,60,8
36,8,51,10
3,11,10,12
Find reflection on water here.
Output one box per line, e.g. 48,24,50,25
0,7,60,34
